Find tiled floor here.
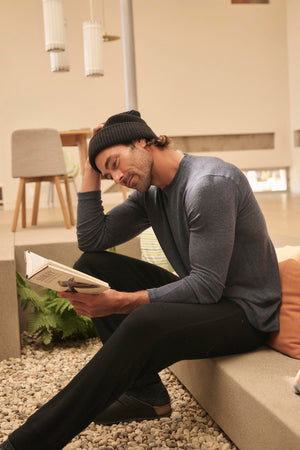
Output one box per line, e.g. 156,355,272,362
0,191,300,247
257,192,300,237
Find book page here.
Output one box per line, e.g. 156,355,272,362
24,250,109,294
25,251,47,276
29,265,109,294
47,261,109,286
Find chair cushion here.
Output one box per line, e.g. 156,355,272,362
140,227,173,272
268,246,300,359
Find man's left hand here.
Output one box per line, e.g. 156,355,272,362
58,289,123,317
58,288,149,318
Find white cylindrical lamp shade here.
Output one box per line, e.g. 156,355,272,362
50,21,69,72
83,21,104,77
42,0,65,52
50,47,69,72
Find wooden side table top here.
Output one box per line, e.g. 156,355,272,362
59,129,93,174
59,129,93,146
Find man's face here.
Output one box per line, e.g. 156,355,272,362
95,142,153,193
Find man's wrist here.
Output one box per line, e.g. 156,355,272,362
116,290,149,314
80,159,101,192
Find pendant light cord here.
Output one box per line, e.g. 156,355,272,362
89,0,94,21
101,0,106,32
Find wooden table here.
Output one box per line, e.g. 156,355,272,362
60,129,93,174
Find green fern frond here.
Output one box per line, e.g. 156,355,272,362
35,328,53,345
16,273,97,345
59,317,82,339
41,289,58,301
77,315,98,339
17,273,47,313
27,311,58,334
46,296,75,316
16,272,28,287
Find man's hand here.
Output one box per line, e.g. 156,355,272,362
93,121,106,135
80,158,101,192
80,121,106,192
58,289,149,318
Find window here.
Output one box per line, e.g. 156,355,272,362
243,169,288,192
232,1,269,4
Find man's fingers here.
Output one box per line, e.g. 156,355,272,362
58,291,70,298
57,290,116,317
93,121,106,135
69,300,89,316
58,292,87,302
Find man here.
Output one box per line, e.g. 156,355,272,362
1,110,281,450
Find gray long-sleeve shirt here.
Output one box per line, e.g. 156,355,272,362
77,154,281,332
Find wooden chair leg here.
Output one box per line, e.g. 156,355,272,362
77,135,88,175
53,176,71,229
63,175,75,226
121,186,128,201
11,178,25,232
32,181,41,226
21,181,26,228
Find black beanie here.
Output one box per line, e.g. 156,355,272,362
89,110,158,172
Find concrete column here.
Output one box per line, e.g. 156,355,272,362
120,0,138,110
0,234,21,361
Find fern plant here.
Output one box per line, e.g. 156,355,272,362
16,272,97,345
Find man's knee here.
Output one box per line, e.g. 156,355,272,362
73,251,112,272
121,303,168,339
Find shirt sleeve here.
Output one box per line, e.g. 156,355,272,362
148,176,240,304
76,190,150,251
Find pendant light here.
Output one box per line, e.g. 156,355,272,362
83,0,104,77
50,20,70,72
42,0,65,52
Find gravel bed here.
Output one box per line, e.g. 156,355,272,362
0,334,238,450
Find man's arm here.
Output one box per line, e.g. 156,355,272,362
80,121,105,192
148,176,239,305
81,158,101,192
67,123,150,317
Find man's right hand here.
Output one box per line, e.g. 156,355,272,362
80,157,101,192
80,121,106,192
93,121,106,136
80,121,104,191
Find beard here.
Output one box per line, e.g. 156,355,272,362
124,147,153,192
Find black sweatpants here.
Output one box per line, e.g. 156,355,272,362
10,251,268,450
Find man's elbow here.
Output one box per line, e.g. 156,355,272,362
195,284,224,305
77,235,95,253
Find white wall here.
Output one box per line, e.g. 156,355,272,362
0,0,125,209
286,0,300,193
0,0,296,209
133,0,291,170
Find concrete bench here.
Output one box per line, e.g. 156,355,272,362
0,232,20,360
170,348,300,450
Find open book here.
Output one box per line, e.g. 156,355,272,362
25,251,109,294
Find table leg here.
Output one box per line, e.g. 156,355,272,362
77,135,88,175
